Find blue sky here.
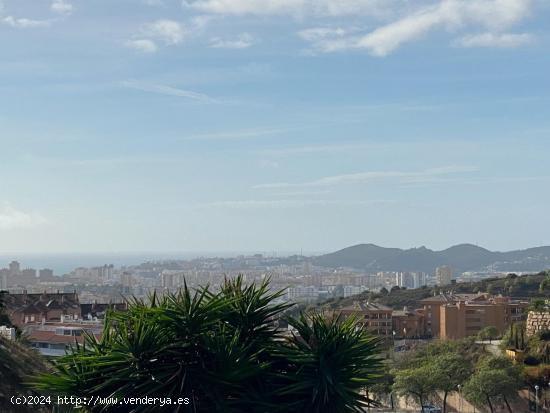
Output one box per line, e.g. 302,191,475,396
1,0,549,254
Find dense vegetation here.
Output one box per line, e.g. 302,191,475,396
35,276,383,413
0,337,50,413
368,338,524,413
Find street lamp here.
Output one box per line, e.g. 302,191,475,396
535,385,540,413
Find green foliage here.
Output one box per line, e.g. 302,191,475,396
393,366,436,409
463,356,523,413
391,340,478,413
530,298,548,311
0,336,50,413
274,312,383,413
33,276,383,413
500,322,526,350
0,292,12,327
477,326,499,342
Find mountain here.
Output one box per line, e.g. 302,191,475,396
313,243,550,274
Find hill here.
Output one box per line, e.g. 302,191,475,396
313,243,550,274
321,271,550,311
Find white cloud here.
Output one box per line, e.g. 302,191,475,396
0,204,47,230
51,0,73,15
298,27,347,41
1,16,51,28
121,79,218,103
298,27,356,52
254,166,478,189
455,32,534,48
297,0,534,55
125,19,192,53
142,19,185,45
184,0,304,16
124,39,158,53
210,32,257,49
183,0,401,17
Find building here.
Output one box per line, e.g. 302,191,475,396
0,325,16,340
412,272,427,289
439,296,529,340
338,302,393,338
161,271,186,289
0,271,7,290
392,308,425,338
9,261,21,274
80,302,128,320
396,272,414,289
27,324,102,357
39,268,55,280
435,265,453,286
0,291,81,327
420,293,528,339
420,293,485,337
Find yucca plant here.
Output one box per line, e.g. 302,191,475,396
272,313,383,413
33,276,382,412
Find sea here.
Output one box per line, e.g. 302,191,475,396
0,251,306,276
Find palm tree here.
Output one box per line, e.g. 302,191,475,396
34,276,383,412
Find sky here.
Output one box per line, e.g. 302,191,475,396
1,0,549,255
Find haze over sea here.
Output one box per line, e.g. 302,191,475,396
0,251,314,276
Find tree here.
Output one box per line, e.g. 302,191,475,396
369,367,395,409
477,326,499,343
34,276,383,413
393,366,436,412
431,353,472,413
463,356,522,413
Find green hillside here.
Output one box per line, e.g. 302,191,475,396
322,271,550,311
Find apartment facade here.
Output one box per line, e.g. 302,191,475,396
392,308,425,338
421,293,528,339
338,302,393,338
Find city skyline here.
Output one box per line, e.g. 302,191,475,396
1,0,550,253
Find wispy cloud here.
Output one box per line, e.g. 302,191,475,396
124,17,215,53
142,19,185,45
255,166,479,189
454,32,534,48
298,0,534,56
51,0,73,15
183,0,401,18
121,79,219,103
1,16,52,28
210,32,258,49
124,39,158,53
181,127,285,140
198,199,396,209
125,19,185,53
0,204,47,230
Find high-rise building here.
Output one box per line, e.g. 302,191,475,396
396,272,414,289
9,261,20,275
39,268,55,280
0,271,8,290
435,265,453,286
412,272,427,289
161,271,185,289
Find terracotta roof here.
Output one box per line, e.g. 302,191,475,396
28,330,101,345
